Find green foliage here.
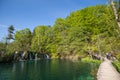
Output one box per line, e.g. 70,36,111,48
112,61,120,72
116,53,120,61
7,25,15,40
1,4,120,60
14,28,32,51
81,56,101,63
31,26,53,54
64,5,118,56
0,42,6,51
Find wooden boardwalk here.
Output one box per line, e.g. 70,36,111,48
97,58,120,80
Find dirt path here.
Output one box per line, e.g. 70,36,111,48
97,58,120,80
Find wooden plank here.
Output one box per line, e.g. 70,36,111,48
97,58,120,80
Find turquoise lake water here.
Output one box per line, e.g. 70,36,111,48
0,59,99,80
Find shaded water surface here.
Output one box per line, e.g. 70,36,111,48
0,59,99,80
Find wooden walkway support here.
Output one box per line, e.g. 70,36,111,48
97,58,120,80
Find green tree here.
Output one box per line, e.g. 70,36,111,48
7,25,15,40
14,28,32,51
31,26,53,54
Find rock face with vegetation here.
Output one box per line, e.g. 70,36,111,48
0,4,120,62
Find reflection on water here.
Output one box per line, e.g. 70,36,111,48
0,59,99,80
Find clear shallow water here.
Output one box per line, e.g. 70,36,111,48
0,59,99,80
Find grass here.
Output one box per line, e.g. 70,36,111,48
112,61,120,73
81,56,101,64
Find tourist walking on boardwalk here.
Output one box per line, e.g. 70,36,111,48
106,52,111,60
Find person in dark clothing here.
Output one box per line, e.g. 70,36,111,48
106,52,111,59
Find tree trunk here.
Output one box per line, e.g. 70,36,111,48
110,0,120,29
118,0,120,10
